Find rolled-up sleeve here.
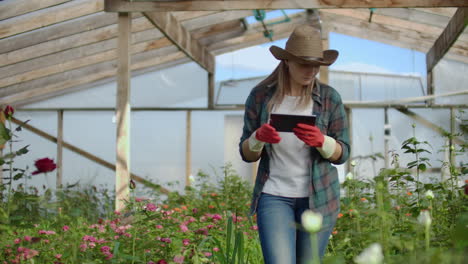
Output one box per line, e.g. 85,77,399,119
239,90,260,162
327,91,350,165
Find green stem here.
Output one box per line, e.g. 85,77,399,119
6,119,13,222
425,224,430,251
310,232,320,264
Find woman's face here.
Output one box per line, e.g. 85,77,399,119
286,60,320,87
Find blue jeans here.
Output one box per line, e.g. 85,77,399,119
257,193,335,264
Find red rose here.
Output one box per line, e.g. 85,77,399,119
3,105,14,118
157,260,168,264
32,158,57,175
464,180,468,195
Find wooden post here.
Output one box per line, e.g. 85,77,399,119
320,30,330,84
56,110,63,189
0,111,4,188
346,107,353,174
449,107,456,166
185,110,192,186
383,108,390,168
115,12,131,212
208,72,215,109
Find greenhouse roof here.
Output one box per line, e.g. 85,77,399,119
0,1,467,107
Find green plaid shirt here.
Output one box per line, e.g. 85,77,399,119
239,80,350,228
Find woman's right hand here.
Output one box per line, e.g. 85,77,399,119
255,123,281,144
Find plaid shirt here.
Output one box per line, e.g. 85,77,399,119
239,80,350,228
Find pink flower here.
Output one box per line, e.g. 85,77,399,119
179,224,189,232
62,225,70,232
160,237,172,244
212,214,222,221
100,246,111,253
79,243,88,252
157,260,168,264
182,238,190,246
173,255,185,263
14,238,21,244
196,228,208,236
144,203,158,212
38,230,56,235
155,225,163,229
204,252,212,257
55,254,62,259
250,225,258,230
23,236,32,242
213,247,220,252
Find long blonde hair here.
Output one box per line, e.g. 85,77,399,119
256,61,314,112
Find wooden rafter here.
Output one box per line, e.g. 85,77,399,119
0,0,104,39
105,0,468,12
0,0,72,21
143,11,215,73
426,7,468,72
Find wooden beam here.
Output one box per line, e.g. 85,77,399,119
0,0,104,39
0,47,186,105
105,0,468,12
319,11,468,64
395,108,466,146
0,0,72,21
208,72,215,109
143,11,214,73
426,8,468,72
115,12,131,212
13,55,190,106
0,36,172,89
0,16,154,69
9,116,168,193
185,110,192,186
56,110,63,189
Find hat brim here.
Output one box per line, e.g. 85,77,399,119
269,46,338,66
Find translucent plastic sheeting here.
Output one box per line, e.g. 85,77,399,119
23,62,208,109
433,58,468,105
7,111,187,195
216,70,424,105
351,108,467,183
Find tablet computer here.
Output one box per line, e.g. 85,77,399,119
269,113,316,132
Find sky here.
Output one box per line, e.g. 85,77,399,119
215,26,427,83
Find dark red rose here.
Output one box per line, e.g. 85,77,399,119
3,105,14,118
464,180,468,195
157,260,168,264
32,158,57,175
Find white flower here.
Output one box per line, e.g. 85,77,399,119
301,210,323,233
350,160,357,167
418,211,432,228
188,174,195,184
354,243,384,264
346,172,354,181
425,190,434,200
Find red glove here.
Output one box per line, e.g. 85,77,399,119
293,123,324,147
255,123,281,144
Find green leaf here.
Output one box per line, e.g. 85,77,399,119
13,173,24,180
0,122,11,145
15,119,30,132
418,163,427,171
15,145,29,156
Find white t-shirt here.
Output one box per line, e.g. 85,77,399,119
262,95,313,197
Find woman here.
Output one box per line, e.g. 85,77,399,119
239,25,350,264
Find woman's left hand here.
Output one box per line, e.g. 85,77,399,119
293,123,324,147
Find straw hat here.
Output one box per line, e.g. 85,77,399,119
270,25,338,66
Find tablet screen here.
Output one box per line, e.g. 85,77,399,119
269,113,316,132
